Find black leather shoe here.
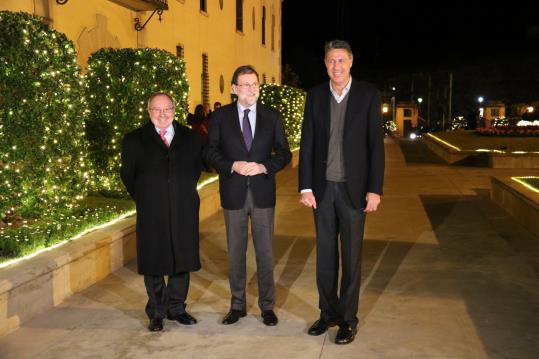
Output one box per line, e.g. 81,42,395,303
335,325,357,345
261,310,278,326
307,318,338,336
148,317,163,332
167,312,197,325
222,309,246,325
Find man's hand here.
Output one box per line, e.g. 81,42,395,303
232,161,266,176
244,162,267,176
232,161,249,175
299,192,317,209
364,192,381,213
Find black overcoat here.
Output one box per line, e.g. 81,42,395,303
120,121,202,275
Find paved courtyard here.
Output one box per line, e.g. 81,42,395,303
1,138,538,358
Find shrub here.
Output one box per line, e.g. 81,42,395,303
450,116,467,130
0,11,88,224
85,48,189,195
259,84,306,149
491,117,509,127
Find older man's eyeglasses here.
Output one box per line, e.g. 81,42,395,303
236,83,259,90
149,107,175,114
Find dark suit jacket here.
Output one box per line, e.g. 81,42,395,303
120,121,202,275
299,79,385,209
204,102,291,209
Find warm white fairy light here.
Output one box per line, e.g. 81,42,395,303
258,84,306,149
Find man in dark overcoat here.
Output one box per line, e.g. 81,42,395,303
120,92,202,332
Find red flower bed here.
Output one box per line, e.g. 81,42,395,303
476,126,539,137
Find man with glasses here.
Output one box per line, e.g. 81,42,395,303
121,92,202,332
205,65,291,326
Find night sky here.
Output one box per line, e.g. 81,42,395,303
282,1,539,93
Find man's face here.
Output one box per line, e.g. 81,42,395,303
148,95,175,130
203,103,211,116
325,48,353,88
232,73,260,107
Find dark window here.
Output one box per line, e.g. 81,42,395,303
403,109,412,117
271,13,275,51
200,0,207,13
176,44,184,58
491,108,500,117
262,6,266,45
202,53,209,105
236,0,243,32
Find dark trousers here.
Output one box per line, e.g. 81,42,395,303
314,181,366,328
223,188,275,311
144,272,190,319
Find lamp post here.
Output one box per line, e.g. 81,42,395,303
391,86,396,126
478,96,484,128
417,97,423,129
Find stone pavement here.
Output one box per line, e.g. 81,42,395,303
1,137,538,358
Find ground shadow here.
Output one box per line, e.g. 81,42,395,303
420,192,539,358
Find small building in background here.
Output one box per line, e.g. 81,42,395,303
480,101,505,127
395,101,418,137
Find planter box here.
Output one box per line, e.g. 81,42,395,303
490,176,539,238
0,180,220,337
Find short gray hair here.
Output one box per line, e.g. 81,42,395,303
324,40,353,58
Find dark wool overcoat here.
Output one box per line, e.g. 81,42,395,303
120,121,202,275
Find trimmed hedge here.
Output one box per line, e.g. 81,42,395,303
259,84,306,149
0,11,88,222
85,48,190,195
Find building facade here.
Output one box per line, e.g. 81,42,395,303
1,0,282,110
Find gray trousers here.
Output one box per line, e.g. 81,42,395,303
223,188,275,311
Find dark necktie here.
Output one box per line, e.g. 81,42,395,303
242,109,252,151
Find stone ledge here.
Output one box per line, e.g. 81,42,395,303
423,134,539,168
489,153,539,169
0,180,221,337
290,148,299,168
490,176,539,238
422,134,471,164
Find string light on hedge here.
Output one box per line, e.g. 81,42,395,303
259,84,305,149
0,11,91,256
